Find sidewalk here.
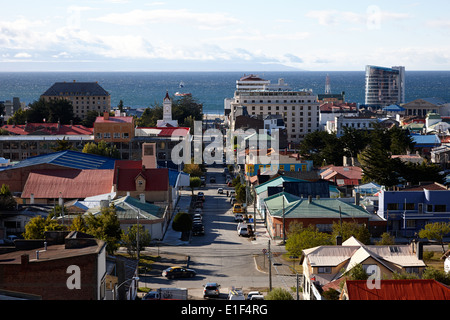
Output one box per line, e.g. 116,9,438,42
160,189,192,246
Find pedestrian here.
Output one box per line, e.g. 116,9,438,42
226,190,229,196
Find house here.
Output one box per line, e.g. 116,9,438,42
377,183,450,237
431,145,450,168
94,112,135,143
86,196,168,241
0,231,108,300
0,150,115,194
21,169,115,205
263,193,384,238
411,134,441,155
300,236,426,300
340,279,450,300
320,165,362,195
245,152,313,177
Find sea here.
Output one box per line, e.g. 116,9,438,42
1,71,450,114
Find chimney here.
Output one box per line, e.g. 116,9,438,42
308,195,312,203
142,143,157,169
21,254,29,265
103,111,110,121
355,192,360,206
30,193,35,204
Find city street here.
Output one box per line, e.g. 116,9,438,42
138,166,299,299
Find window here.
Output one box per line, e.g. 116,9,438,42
104,133,111,139
318,267,331,274
113,133,121,139
123,133,129,139
405,203,415,210
387,203,399,210
434,205,446,212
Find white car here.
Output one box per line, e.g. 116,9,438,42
217,188,224,194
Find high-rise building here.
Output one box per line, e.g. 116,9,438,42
41,81,111,119
365,65,405,108
228,75,319,143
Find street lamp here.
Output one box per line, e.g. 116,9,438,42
113,276,140,300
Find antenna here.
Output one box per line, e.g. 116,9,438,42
325,74,331,94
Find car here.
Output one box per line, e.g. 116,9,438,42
197,192,205,201
229,190,236,197
210,176,216,183
203,282,221,298
247,291,262,300
195,208,202,214
192,223,205,236
234,214,244,222
193,213,202,220
230,196,237,205
237,225,249,237
162,266,196,279
217,187,224,194
233,204,243,213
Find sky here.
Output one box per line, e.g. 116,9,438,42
1,0,450,72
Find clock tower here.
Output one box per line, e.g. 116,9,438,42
157,91,179,127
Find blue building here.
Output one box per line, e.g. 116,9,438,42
378,183,450,237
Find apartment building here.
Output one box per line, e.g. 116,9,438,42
41,81,111,119
228,76,320,143
365,65,405,108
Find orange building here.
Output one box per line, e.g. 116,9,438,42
94,112,135,143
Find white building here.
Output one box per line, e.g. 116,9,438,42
157,91,179,128
228,75,319,143
326,115,378,136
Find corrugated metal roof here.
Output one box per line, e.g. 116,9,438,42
345,280,450,300
87,196,164,220
11,151,116,170
22,169,114,199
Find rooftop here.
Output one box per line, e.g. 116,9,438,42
1,123,93,136
41,81,110,97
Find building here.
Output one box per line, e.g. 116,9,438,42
402,98,450,117
319,102,358,130
0,231,108,300
365,65,405,108
1,97,24,120
0,150,115,194
340,279,450,300
157,91,179,128
326,115,378,137
377,183,450,237
21,169,115,204
0,122,94,161
94,112,135,144
228,75,320,143
300,236,426,300
263,193,375,238
41,81,111,119
320,165,363,193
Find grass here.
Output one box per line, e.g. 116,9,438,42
423,250,445,272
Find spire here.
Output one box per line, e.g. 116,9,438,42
164,90,170,100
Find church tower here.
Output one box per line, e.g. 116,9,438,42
157,91,179,127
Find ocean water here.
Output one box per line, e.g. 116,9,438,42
1,71,450,114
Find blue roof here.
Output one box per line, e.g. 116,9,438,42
10,151,116,170
411,134,441,147
383,105,405,112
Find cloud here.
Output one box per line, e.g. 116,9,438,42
14,52,32,58
93,9,239,30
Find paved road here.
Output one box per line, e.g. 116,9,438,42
138,166,299,299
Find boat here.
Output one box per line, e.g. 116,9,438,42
175,92,192,97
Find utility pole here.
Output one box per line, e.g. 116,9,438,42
268,240,272,291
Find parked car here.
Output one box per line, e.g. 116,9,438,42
230,196,237,205
217,187,224,194
247,291,262,300
210,176,216,183
234,214,245,222
195,208,202,214
229,190,235,197
192,223,205,236
203,282,221,298
233,204,243,213
197,192,205,202
162,267,196,279
193,213,202,221
237,223,249,236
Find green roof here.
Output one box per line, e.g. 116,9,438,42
255,176,306,195
87,196,164,220
265,195,371,219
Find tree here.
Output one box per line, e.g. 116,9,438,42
70,215,87,232
0,184,16,211
344,263,369,280
82,140,120,159
122,224,151,258
265,288,294,300
189,177,202,195
285,225,332,258
172,211,192,241
51,137,76,152
375,232,396,245
85,205,123,254
23,214,66,239
331,221,371,245
418,222,450,253
422,266,450,285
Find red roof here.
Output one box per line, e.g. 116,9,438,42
136,127,190,137
95,116,134,124
22,169,114,199
1,123,93,135
114,161,168,192
345,280,450,300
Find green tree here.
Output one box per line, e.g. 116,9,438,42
23,214,66,239
0,184,16,211
172,211,192,241
422,266,450,285
85,205,123,254
82,140,120,159
122,224,151,258
51,137,76,152
344,263,369,280
418,222,450,253
285,225,332,258
299,130,344,166
375,232,396,245
265,288,294,300
70,215,87,232
189,177,202,195
81,110,100,128
331,221,371,245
